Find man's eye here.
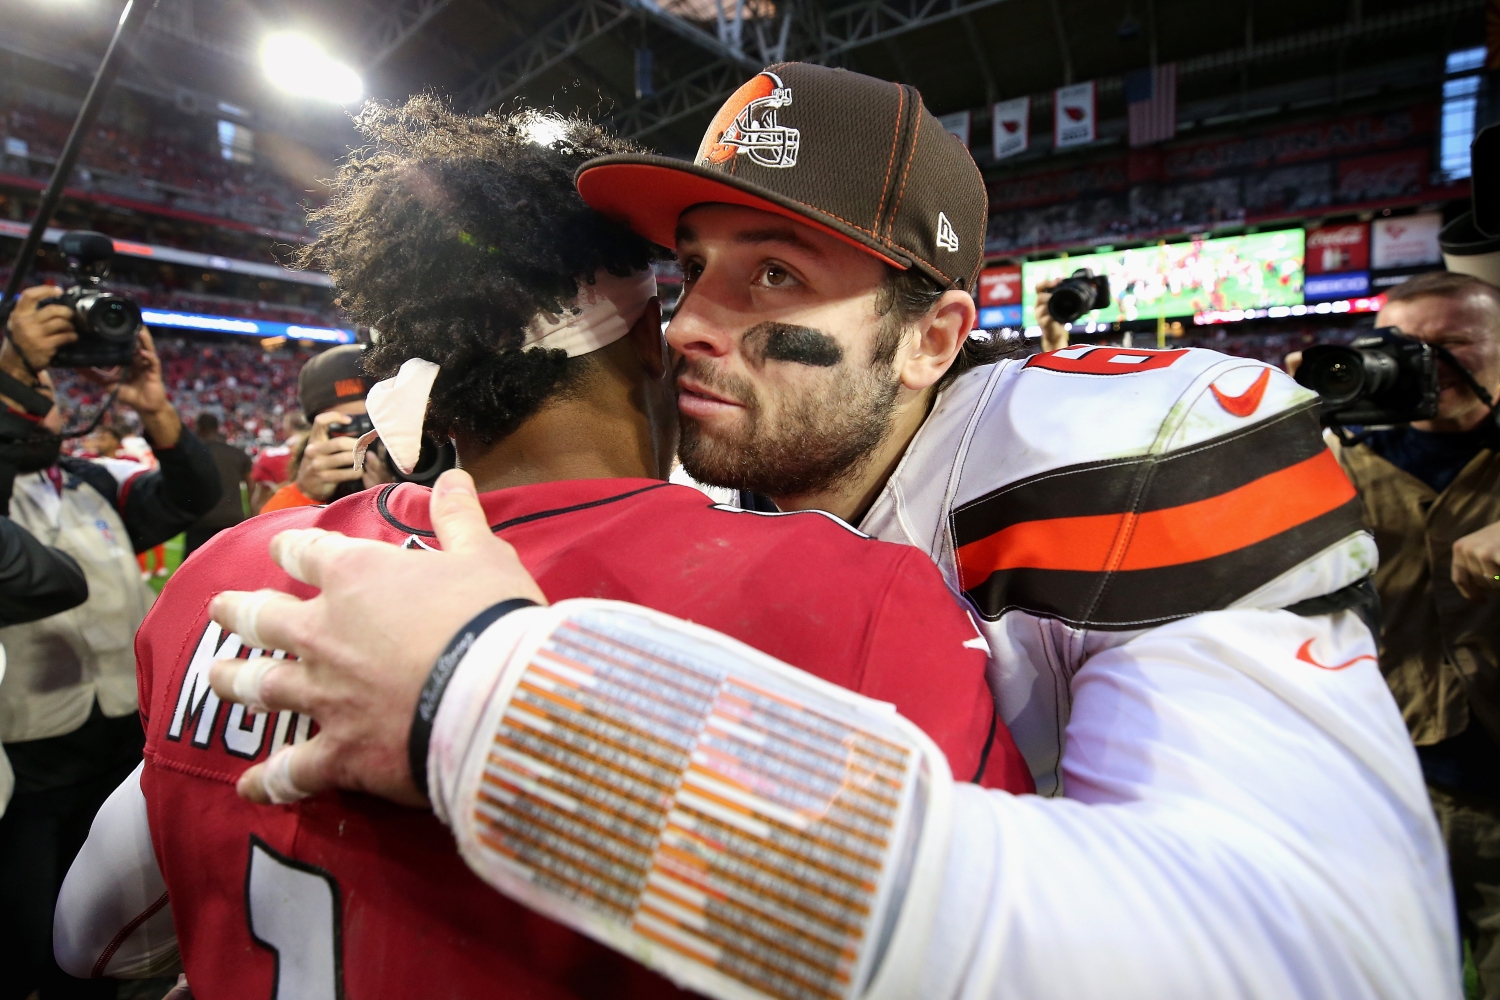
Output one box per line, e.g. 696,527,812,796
683,261,704,282
762,266,793,287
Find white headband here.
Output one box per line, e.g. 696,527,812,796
357,269,658,476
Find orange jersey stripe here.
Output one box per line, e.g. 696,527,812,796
957,449,1355,588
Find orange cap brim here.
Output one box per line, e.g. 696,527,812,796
575,156,909,271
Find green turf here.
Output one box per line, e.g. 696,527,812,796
147,532,185,594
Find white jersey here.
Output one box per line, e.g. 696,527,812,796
861,345,1377,794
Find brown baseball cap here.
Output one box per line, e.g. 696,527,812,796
298,344,371,420
576,62,987,289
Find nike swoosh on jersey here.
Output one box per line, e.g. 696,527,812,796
1295,638,1377,671
1209,368,1271,418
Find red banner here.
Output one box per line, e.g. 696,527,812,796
978,266,1023,305
1305,223,1370,274
1163,107,1432,178
1337,148,1428,204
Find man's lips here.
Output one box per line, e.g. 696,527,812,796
676,377,744,419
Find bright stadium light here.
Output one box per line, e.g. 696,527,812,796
261,33,363,105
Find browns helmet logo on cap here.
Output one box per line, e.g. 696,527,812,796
697,72,800,169
579,63,988,289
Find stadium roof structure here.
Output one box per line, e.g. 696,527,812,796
0,0,1484,159
276,0,1482,154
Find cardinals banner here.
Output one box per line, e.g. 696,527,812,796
1054,81,1097,149
938,110,972,148
992,96,1029,160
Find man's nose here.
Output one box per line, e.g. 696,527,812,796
666,281,739,360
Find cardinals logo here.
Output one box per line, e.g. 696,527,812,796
698,72,800,169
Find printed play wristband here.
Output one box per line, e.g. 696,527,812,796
409,598,539,797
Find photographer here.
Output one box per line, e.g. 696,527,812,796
1032,278,1073,351
1307,271,1500,997
260,345,392,513
0,283,220,998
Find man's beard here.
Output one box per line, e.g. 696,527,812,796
677,344,902,499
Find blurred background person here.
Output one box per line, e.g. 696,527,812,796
1311,272,1500,997
260,344,392,512
183,412,250,555
74,423,121,461
248,410,307,514
0,285,220,1000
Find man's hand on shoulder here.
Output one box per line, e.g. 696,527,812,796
1452,519,1500,600
207,470,546,808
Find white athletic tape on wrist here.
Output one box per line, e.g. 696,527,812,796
261,747,309,804
231,657,281,713
228,589,286,650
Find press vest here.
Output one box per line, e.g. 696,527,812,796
0,470,153,743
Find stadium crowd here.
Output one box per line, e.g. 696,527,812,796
53,335,318,456
2,100,317,238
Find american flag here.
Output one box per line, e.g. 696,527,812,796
1124,63,1177,147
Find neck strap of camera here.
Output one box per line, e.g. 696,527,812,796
0,368,54,418
1431,344,1497,411
60,385,121,441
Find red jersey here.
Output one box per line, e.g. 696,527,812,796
137,479,1030,1000
249,445,292,486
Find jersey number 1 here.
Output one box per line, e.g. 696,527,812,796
246,837,344,1000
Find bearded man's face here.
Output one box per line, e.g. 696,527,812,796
669,205,909,500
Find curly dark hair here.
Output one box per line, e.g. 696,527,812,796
298,96,665,446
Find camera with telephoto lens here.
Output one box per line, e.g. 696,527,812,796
42,231,143,369
1046,268,1112,324
1293,328,1439,426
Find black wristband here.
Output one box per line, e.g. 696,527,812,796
409,598,538,798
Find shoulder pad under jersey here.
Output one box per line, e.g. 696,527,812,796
862,345,1373,631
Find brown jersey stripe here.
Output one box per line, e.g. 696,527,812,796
955,448,1356,587
960,499,1364,629
951,402,1326,547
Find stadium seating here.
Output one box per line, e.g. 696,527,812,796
54,336,317,455
2,101,318,238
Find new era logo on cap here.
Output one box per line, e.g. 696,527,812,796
576,63,988,289
936,212,959,252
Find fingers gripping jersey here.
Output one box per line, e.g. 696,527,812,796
859,346,1376,794
134,480,1030,1000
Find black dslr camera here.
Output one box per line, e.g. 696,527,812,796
1294,328,1439,426
1046,268,1112,324
42,231,143,368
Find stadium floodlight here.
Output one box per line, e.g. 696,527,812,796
261,33,363,105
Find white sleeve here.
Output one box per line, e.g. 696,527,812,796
429,604,1459,1000
54,763,179,980
915,607,1460,1000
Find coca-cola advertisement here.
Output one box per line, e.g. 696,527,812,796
1305,223,1370,274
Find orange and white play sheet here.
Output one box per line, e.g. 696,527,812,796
444,601,954,1000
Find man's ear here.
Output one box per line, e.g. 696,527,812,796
627,297,667,379
899,288,976,392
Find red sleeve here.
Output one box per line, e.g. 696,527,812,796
857,548,1033,795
